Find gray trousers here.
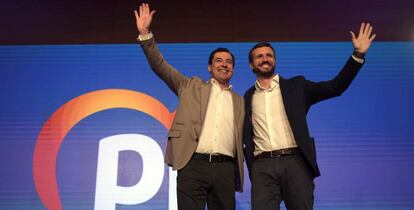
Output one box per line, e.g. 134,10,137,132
251,153,315,210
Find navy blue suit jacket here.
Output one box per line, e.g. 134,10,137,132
243,57,364,179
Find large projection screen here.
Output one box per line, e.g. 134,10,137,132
1,41,413,210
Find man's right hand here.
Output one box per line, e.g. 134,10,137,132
350,22,376,54
134,3,155,35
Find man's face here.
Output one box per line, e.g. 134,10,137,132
250,46,276,78
208,52,234,84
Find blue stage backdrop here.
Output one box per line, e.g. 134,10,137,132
0,41,413,210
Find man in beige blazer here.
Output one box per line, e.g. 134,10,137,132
134,3,244,210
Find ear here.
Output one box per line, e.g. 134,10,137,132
208,65,212,73
249,62,253,70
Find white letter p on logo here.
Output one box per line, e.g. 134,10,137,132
94,134,164,210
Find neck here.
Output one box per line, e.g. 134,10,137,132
256,74,276,89
218,82,230,90
211,78,230,90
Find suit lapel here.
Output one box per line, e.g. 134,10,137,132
200,82,212,123
245,87,254,116
245,86,255,146
231,92,240,144
279,76,296,135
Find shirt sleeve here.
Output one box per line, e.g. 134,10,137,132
137,32,154,41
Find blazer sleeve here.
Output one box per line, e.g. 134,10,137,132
139,37,190,96
304,56,364,105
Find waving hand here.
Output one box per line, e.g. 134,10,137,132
350,23,376,54
134,3,155,35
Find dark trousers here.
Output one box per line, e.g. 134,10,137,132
251,154,314,210
177,158,235,210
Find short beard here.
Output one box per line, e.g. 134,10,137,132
252,66,275,78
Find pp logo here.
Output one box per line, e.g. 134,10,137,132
33,89,177,210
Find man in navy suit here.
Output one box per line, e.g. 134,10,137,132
243,23,376,210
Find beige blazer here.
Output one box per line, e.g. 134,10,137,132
140,37,245,192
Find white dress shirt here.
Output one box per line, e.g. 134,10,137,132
196,79,235,157
252,74,297,155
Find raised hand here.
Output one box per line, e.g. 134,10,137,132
350,23,376,54
134,3,155,35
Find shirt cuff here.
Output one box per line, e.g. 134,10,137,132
351,55,364,64
137,32,154,41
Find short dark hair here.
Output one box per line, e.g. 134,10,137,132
248,42,275,63
208,47,235,66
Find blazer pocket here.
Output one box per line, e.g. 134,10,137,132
168,129,182,140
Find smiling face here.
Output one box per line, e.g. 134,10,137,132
250,46,276,78
208,51,234,87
